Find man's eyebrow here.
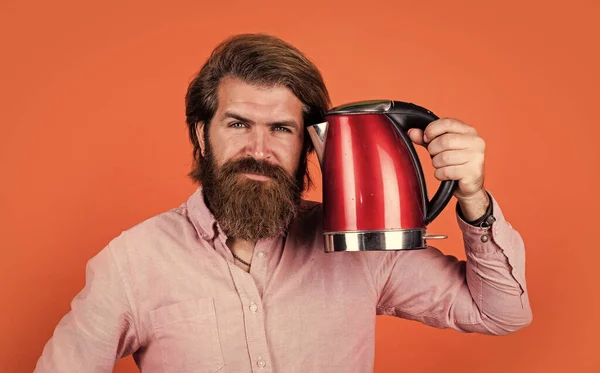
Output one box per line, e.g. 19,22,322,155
222,111,298,128
222,111,253,124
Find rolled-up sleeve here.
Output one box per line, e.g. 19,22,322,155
371,193,533,335
34,240,140,372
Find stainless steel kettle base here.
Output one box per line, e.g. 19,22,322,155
324,229,443,252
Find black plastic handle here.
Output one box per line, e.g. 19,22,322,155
386,101,457,225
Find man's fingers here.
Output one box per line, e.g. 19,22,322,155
407,128,426,146
434,164,468,181
423,118,477,143
426,133,470,156
431,150,472,168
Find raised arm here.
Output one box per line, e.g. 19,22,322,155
371,194,532,335
367,118,533,334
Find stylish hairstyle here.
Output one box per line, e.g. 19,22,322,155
184,33,331,189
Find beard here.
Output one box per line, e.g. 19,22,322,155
197,139,305,241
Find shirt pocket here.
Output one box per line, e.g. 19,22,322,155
150,298,224,373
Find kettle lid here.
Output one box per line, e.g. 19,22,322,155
327,100,435,118
328,100,393,114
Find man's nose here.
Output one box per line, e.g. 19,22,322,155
246,129,272,161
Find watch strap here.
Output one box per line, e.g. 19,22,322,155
457,191,495,228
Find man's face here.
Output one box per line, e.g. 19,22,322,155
196,76,306,241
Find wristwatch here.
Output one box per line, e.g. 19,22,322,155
458,192,496,228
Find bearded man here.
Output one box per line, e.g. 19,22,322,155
35,33,532,373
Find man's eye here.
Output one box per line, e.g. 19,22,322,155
273,126,292,133
229,122,246,128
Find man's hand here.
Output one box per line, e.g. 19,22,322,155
407,118,490,221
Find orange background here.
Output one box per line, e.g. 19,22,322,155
1,0,599,372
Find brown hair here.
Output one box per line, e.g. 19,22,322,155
184,33,331,191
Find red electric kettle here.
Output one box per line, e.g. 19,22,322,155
307,100,457,252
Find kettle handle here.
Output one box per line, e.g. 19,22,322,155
387,104,458,225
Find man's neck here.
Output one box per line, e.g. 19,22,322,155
226,237,256,272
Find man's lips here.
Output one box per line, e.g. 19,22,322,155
242,172,271,181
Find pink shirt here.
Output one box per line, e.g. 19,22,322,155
34,187,532,372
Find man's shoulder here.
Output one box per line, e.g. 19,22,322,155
133,203,191,233
297,198,323,225
298,198,321,212
107,202,197,252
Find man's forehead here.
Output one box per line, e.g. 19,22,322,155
215,77,304,124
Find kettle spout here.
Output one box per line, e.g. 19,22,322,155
307,121,328,166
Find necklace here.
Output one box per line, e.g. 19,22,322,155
231,251,251,268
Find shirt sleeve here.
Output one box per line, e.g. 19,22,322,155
368,192,533,335
34,240,140,372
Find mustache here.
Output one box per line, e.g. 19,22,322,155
220,157,291,180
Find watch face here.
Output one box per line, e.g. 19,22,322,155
483,215,496,227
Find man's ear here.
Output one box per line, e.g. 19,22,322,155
195,122,206,156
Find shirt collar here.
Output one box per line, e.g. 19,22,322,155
186,185,220,241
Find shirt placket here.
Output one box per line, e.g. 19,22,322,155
250,238,275,298
216,237,273,372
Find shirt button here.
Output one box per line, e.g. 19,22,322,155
257,251,266,258
257,357,266,368
481,234,489,243
249,302,259,312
